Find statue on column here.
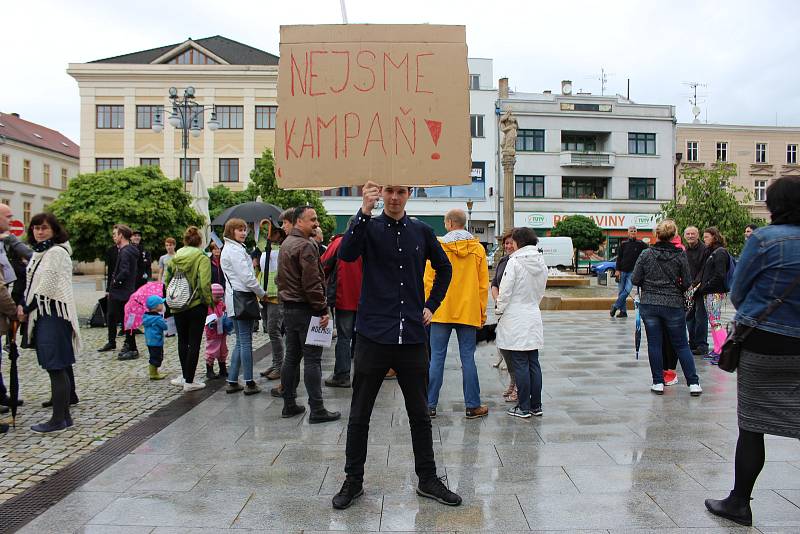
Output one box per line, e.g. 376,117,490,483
499,110,518,159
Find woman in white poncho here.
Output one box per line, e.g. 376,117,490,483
495,227,548,419
20,213,82,433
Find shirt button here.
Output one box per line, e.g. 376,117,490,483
401,300,404,304
400,282,404,286
401,318,405,322
397,232,400,235
399,248,402,252
400,265,403,269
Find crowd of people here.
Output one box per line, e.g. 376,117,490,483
0,176,798,521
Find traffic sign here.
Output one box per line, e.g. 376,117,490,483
8,219,24,237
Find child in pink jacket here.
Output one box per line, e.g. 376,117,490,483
205,283,232,380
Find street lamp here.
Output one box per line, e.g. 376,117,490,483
466,198,474,232
152,86,219,188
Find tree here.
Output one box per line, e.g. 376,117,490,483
661,162,762,255
245,148,336,238
208,185,253,222
551,215,604,269
50,166,203,263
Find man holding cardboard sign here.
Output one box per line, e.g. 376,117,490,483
275,24,471,190
333,182,460,509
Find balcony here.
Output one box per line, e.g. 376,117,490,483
560,151,615,167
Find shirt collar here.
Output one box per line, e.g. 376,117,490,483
377,211,410,227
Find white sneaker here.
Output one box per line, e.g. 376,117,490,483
170,376,185,387
183,382,206,392
689,384,703,396
651,383,664,395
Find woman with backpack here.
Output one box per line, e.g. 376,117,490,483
698,227,731,364
163,226,212,392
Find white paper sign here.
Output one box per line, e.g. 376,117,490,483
165,316,177,336
305,316,333,348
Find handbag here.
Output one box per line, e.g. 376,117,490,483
223,272,261,321
718,271,800,373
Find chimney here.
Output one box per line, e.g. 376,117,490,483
543,90,552,95
561,80,573,95
499,77,509,99
11,113,20,118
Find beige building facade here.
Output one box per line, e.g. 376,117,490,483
0,112,79,225
67,36,279,191
676,123,800,219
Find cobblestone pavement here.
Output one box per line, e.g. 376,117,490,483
0,275,272,503
18,305,800,533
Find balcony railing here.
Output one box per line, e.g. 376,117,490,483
559,151,615,167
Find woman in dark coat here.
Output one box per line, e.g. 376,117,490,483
21,213,82,433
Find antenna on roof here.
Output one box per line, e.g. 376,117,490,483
682,81,707,123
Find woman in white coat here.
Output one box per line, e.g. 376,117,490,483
495,227,548,418
220,218,266,395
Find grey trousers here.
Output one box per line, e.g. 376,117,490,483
266,301,284,371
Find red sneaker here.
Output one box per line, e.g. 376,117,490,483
663,370,678,386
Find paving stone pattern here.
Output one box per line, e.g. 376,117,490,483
14,304,800,532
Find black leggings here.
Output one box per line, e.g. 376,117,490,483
173,304,207,383
47,369,71,423
733,429,765,499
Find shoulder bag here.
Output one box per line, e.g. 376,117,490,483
222,269,261,321
718,271,800,372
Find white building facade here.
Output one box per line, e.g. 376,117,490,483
321,58,500,244
501,81,676,256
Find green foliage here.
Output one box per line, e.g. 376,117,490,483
208,185,253,222
245,148,335,238
661,162,759,255
49,166,203,262
551,214,605,269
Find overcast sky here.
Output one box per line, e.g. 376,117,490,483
3,0,799,144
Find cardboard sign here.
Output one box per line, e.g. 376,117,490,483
275,24,471,189
305,315,333,348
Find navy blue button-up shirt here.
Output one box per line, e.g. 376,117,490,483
339,209,452,345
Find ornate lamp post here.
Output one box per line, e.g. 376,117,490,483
152,86,219,189
466,198,474,232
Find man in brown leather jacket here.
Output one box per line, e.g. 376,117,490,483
275,205,340,424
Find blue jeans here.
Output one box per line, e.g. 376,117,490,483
505,349,542,412
613,271,633,311
427,323,481,409
228,318,254,382
333,310,356,379
686,295,709,352
639,303,700,386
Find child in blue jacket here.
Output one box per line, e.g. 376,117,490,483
143,295,168,380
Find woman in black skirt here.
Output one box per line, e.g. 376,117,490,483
705,176,800,526
20,213,82,433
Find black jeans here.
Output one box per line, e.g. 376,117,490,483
344,334,436,481
107,297,136,350
173,304,206,383
281,305,324,409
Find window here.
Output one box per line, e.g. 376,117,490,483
628,133,656,155
180,158,199,182
215,106,244,129
1,154,8,178
470,115,484,138
788,144,797,164
755,143,767,164
140,158,160,168
23,160,31,182
61,167,68,189
96,158,123,171
323,186,363,197
469,74,480,90
515,175,544,198
516,129,545,152
23,202,31,225
219,158,239,182
754,180,767,202
136,105,163,129
686,141,698,162
562,178,607,199
96,105,124,129
716,142,728,162
561,134,596,152
43,163,50,187
255,106,277,129
168,48,218,64
629,178,656,200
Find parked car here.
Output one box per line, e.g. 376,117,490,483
536,237,574,269
591,257,617,278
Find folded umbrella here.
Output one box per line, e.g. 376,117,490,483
634,296,642,360
7,321,21,427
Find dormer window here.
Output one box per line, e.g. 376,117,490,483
168,48,218,65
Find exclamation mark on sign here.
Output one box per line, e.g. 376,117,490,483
425,119,442,160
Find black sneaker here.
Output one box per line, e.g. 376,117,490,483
325,376,352,388
609,306,617,318
428,407,437,419
416,476,462,506
617,311,628,318
0,406,8,414
97,342,116,352
117,350,139,361
271,385,284,398
309,408,341,424
332,477,364,510
0,423,8,434
282,404,306,418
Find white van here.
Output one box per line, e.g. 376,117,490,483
536,236,574,269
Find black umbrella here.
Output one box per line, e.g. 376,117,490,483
211,201,282,226
7,321,21,427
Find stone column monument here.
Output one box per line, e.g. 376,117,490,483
499,109,518,232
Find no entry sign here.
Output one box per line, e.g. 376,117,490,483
9,219,24,237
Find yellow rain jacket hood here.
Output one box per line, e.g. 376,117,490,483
424,230,489,327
